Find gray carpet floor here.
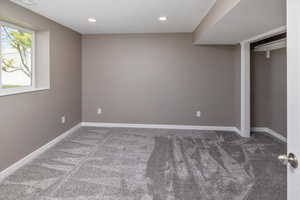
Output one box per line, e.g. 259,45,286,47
0,127,286,200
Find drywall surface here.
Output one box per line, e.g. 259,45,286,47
82,33,238,127
233,45,241,129
0,1,82,171
194,0,286,44
251,48,287,136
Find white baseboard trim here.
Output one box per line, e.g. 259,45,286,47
0,123,81,183
251,127,287,143
81,122,240,134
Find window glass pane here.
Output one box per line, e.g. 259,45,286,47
1,25,33,89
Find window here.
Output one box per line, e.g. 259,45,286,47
0,22,35,94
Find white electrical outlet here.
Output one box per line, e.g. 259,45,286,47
97,108,102,115
196,111,201,118
61,116,66,124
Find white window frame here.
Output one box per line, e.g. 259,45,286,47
0,21,39,96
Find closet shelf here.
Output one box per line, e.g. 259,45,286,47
254,38,286,52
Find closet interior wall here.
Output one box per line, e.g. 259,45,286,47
251,37,287,137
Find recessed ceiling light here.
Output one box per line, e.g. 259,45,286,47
88,18,97,23
158,16,168,22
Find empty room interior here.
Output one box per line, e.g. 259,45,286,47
0,0,288,199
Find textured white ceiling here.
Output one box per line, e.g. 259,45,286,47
11,0,216,34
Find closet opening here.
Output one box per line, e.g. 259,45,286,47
250,33,287,142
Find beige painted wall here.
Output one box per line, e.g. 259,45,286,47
82,33,239,127
0,1,82,171
233,45,241,129
251,48,287,137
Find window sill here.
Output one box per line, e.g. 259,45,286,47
0,87,50,97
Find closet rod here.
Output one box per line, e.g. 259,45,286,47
253,38,286,52
251,32,286,49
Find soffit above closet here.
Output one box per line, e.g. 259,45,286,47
10,0,216,34
193,0,286,45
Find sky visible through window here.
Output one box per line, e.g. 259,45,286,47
0,25,32,88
